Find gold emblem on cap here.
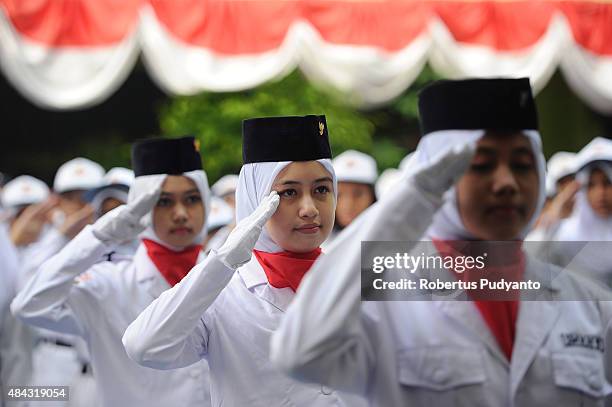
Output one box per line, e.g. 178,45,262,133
194,139,201,152
319,121,325,136
74,166,85,176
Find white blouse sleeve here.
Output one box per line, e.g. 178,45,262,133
122,251,235,370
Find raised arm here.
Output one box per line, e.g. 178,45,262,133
122,191,280,369
11,181,162,337
271,143,475,393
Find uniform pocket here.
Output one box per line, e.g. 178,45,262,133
552,352,606,399
397,346,487,391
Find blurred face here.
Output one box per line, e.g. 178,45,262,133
101,197,123,216
335,182,375,228
586,168,612,218
456,132,540,240
556,174,575,193
267,161,335,253
222,193,236,209
153,176,205,248
57,190,87,215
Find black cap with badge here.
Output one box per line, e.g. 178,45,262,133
131,136,203,177
242,115,332,164
418,78,538,136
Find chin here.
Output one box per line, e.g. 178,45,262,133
168,235,198,248
286,239,323,253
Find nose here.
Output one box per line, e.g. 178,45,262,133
298,194,319,219
173,202,189,223
491,164,519,196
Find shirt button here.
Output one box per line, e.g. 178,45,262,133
189,369,201,379
321,385,333,395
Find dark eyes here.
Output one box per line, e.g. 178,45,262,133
470,162,534,173
278,186,330,198
157,197,172,207
185,195,202,204
156,194,201,207
279,189,297,198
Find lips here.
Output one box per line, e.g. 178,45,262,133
487,205,523,217
295,224,321,234
170,227,193,235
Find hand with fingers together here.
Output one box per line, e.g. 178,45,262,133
92,178,164,245
216,191,280,269
10,197,58,246
59,205,96,240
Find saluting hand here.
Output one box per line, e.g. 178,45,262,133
216,191,280,269
10,197,58,246
59,204,96,240
92,178,164,244
412,141,476,199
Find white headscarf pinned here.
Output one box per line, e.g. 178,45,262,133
403,129,547,240
128,170,211,251
236,160,337,253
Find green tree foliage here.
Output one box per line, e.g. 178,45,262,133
159,66,605,183
159,71,376,182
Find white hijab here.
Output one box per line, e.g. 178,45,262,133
556,162,612,242
236,160,337,253
128,170,211,251
403,129,547,240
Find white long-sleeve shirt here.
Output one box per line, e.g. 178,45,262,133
11,226,211,407
270,181,612,406
123,248,367,406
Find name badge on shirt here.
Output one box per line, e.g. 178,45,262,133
561,333,604,352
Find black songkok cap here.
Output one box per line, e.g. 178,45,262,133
132,136,202,177
242,115,332,164
418,78,538,136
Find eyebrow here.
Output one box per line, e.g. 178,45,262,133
276,177,333,186
160,188,200,196
475,146,534,156
511,146,534,156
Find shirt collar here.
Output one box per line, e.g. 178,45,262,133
238,256,268,290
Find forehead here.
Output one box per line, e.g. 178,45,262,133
476,132,533,152
589,168,611,181
161,175,198,193
274,161,332,183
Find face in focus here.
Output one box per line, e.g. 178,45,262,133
57,190,87,216
153,176,205,248
586,168,612,218
456,132,540,240
335,182,375,228
267,161,335,253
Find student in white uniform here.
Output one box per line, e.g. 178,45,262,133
528,151,579,238
551,137,612,287
270,79,612,406
12,160,104,407
11,137,211,407
22,158,105,282
1,176,52,265
0,219,32,407
332,150,377,232
123,115,366,406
